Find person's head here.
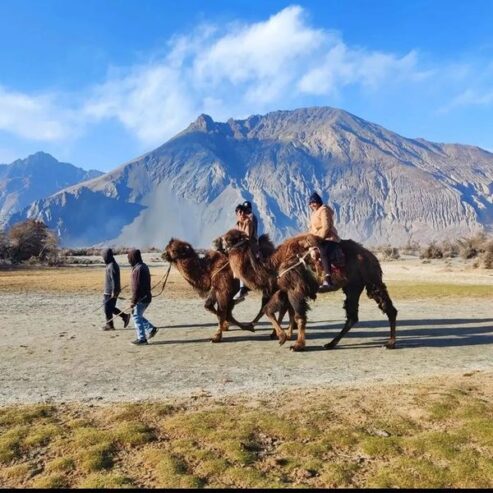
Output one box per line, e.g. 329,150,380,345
102,248,114,264
242,201,252,214
235,204,245,218
127,248,143,267
308,192,323,211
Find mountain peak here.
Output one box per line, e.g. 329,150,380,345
190,113,216,132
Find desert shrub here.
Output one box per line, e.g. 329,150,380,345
374,245,400,260
420,242,443,259
440,240,460,258
400,241,420,256
0,231,9,262
480,240,493,269
7,219,59,264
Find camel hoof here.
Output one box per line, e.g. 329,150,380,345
241,323,255,332
210,334,222,343
324,341,337,350
270,331,278,340
290,343,305,352
384,341,396,349
278,332,287,346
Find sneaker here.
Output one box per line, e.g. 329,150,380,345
122,313,131,328
318,279,337,293
130,339,148,345
233,287,249,301
147,327,158,339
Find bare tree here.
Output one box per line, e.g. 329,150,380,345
7,219,59,263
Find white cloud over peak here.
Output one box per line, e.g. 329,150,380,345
0,5,437,148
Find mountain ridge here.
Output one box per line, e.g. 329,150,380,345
0,152,103,227
9,107,493,247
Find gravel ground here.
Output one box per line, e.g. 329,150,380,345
1,288,492,405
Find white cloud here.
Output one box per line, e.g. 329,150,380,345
0,5,429,147
84,5,424,146
0,86,75,141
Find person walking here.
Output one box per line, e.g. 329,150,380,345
128,248,157,345
308,192,341,292
102,248,130,330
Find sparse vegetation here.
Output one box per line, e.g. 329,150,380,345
0,374,491,488
2,219,60,265
419,233,493,268
373,244,400,260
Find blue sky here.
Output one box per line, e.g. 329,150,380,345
0,0,492,171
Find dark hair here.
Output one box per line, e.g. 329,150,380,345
309,192,323,205
242,200,252,212
235,204,245,214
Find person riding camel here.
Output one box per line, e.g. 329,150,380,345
232,203,255,302
308,192,341,293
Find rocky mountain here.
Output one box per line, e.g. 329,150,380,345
10,107,493,247
0,152,102,227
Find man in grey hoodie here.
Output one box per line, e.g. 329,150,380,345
102,248,131,330
128,248,158,345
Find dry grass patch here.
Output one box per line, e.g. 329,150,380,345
0,373,492,488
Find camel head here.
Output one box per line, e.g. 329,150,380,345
220,229,250,254
162,238,196,262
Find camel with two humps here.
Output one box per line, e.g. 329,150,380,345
162,238,255,343
219,230,398,351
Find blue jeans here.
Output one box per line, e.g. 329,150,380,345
132,303,155,341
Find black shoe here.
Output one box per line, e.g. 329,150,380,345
147,327,158,339
233,287,249,301
130,339,148,345
318,280,338,293
121,313,131,328
101,323,115,331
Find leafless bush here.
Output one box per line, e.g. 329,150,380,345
374,244,400,260
480,239,493,269
401,240,420,256
457,232,489,259
420,242,444,259
7,219,59,264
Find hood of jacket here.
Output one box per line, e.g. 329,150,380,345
128,248,143,267
102,248,115,265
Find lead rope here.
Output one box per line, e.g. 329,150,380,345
277,250,311,279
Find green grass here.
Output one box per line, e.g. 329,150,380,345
0,375,492,488
385,281,492,299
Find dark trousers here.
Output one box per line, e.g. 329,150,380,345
319,241,339,277
103,295,123,321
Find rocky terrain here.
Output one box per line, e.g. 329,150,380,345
9,107,493,247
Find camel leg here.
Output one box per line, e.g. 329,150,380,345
287,292,309,352
211,293,230,343
324,284,364,350
204,290,218,315
227,302,255,332
270,301,292,340
251,294,270,325
263,291,288,346
367,283,398,349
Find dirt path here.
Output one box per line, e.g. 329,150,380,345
1,281,492,404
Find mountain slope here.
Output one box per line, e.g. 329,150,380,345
0,152,102,226
11,107,493,247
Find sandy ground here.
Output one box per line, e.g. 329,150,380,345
0,256,492,405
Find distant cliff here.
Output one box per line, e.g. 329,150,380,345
11,107,493,247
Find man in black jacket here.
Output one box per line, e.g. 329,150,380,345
128,248,157,345
102,248,130,330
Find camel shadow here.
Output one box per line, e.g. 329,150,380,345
150,317,493,350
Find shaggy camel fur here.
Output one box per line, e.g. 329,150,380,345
220,231,398,351
220,229,319,351
162,238,254,342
